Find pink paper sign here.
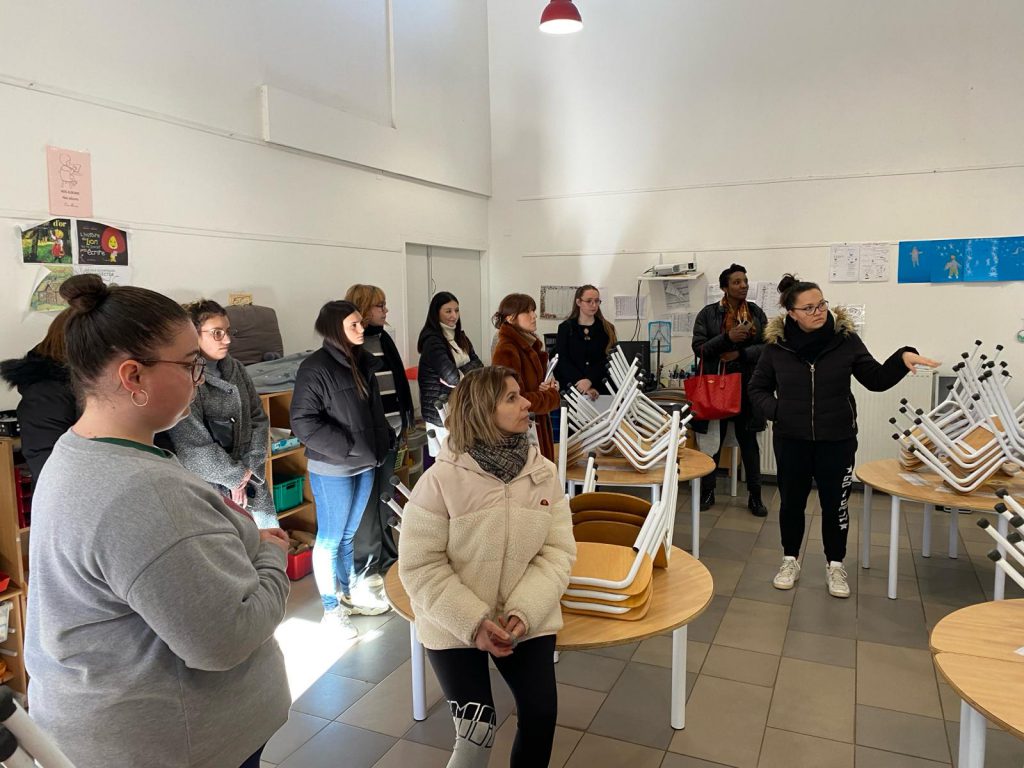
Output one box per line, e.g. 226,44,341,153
46,146,93,217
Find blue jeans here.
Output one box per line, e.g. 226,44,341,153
309,470,375,610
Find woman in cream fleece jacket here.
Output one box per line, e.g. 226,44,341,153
399,365,576,768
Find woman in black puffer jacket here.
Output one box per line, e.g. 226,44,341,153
290,300,394,637
417,292,482,457
749,274,938,600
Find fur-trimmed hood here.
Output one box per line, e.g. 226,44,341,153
0,350,70,390
763,307,855,345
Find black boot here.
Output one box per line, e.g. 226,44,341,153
699,487,716,511
748,488,768,517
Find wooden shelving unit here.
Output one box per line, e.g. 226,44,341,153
260,390,316,537
0,439,29,694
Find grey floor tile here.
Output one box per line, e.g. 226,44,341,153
713,597,790,655
703,555,746,595
748,546,785,565
401,699,462,751
668,676,772,768
856,594,930,649
713,508,766,533
757,727,854,767
554,650,627,692
563,733,665,768
556,683,607,730
588,661,676,749
922,601,959,631
688,594,731,644
853,746,950,767
915,571,986,608
943,719,1024,767
699,528,759,561
277,722,396,768
371,739,451,768
291,673,375,721
768,657,855,743
488,716,583,768
856,641,942,718
264,711,331,765
788,587,858,639
733,561,797,605
855,705,951,764
701,645,780,687
337,658,443,737
586,641,639,660
631,635,709,673
660,755,737,767
327,616,412,682
783,630,856,668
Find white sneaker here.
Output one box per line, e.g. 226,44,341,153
340,589,392,616
825,562,850,598
321,606,358,639
772,556,801,590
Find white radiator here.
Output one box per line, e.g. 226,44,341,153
759,371,936,476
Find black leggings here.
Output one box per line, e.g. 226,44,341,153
774,436,857,563
427,634,557,768
239,746,264,768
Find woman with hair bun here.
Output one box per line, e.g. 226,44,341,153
25,274,291,768
749,274,939,599
168,298,277,528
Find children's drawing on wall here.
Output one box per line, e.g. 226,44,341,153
898,236,1024,283
30,266,73,312
76,220,128,266
21,218,73,264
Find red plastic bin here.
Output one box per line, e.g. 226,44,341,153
286,549,312,581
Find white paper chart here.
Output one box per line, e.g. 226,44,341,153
668,311,698,335
614,294,648,320
539,285,576,319
829,244,860,282
662,281,691,308
859,243,891,282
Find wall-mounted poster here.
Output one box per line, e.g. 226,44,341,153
21,218,73,264
30,266,73,311
46,146,93,218
76,220,128,266
898,237,1024,283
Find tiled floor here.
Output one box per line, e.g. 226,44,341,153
262,482,1024,767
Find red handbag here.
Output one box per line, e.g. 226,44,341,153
684,357,742,420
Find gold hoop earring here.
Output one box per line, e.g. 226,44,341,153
131,390,150,408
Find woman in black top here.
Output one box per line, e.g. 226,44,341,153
555,285,617,399
417,291,483,455
749,274,938,599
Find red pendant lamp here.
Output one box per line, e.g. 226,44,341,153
539,0,582,34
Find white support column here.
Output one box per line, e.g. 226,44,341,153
958,700,987,768
995,513,1008,600
410,623,427,721
922,503,933,558
948,508,960,559
690,478,700,560
671,625,688,730
861,485,873,569
888,495,901,599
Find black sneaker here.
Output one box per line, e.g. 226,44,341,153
748,492,768,517
699,488,716,511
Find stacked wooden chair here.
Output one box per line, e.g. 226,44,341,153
892,341,1024,493
559,410,682,621
977,489,1024,593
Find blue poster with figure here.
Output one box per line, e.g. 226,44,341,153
898,237,1024,283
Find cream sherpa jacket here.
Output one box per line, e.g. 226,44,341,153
398,444,576,650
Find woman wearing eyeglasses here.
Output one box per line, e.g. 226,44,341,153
26,275,291,768
555,285,617,400
168,299,278,529
749,274,939,598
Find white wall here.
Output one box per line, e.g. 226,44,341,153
487,0,1024,396
0,0,490,409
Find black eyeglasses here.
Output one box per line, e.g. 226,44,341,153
794,300,829,315
202,328,231,341
138,355,206,383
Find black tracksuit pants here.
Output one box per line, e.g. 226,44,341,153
774,436,857,563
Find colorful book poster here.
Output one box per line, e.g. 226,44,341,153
21,218,72,264
898,237,1024,283
30,266,73,312
76,220,128,266
46,146,93,217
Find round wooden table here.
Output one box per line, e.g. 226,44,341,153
559,447,716,559
385,545,714,730
856,459,1021,599
930,599,1024,767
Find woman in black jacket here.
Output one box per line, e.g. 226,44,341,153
749,274,938,598
290,300,394,637
691,264,769,516
0,310,77,487
417,291,482,457
555,285,617,398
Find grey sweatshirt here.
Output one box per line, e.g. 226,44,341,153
25,431,291,768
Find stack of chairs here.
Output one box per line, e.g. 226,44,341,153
977,489,1024,594
891,341,1024,493
559,411,682,621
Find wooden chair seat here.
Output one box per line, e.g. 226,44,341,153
568,542,653,597
572,509,647,527
563,577,653,609
573,520,668,568
562,586,653,620
570,491,651,516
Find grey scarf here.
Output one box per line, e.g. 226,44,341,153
468,432,530,484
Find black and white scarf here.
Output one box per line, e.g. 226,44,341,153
468,432,530,484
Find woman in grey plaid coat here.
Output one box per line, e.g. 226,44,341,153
168,300,278,528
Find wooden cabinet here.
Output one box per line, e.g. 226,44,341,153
0,439,29,694
260,390,316,537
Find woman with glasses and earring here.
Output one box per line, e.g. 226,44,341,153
555,285,617,400
25,275,291,768
168,299,278,528
691,264,770,517
749,274,939,599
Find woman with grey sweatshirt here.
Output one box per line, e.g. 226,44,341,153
24,274,291,768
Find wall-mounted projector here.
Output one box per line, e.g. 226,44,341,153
652,261,696,276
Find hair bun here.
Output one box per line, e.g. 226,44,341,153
777,273,798,293
60,273,109,314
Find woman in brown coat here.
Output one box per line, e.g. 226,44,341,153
491,294,561,460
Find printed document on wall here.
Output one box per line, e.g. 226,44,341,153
829,244,860,282
858,243,891,282
662,281,690,308
614,294,647,320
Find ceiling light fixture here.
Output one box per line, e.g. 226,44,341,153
539,0,583,34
